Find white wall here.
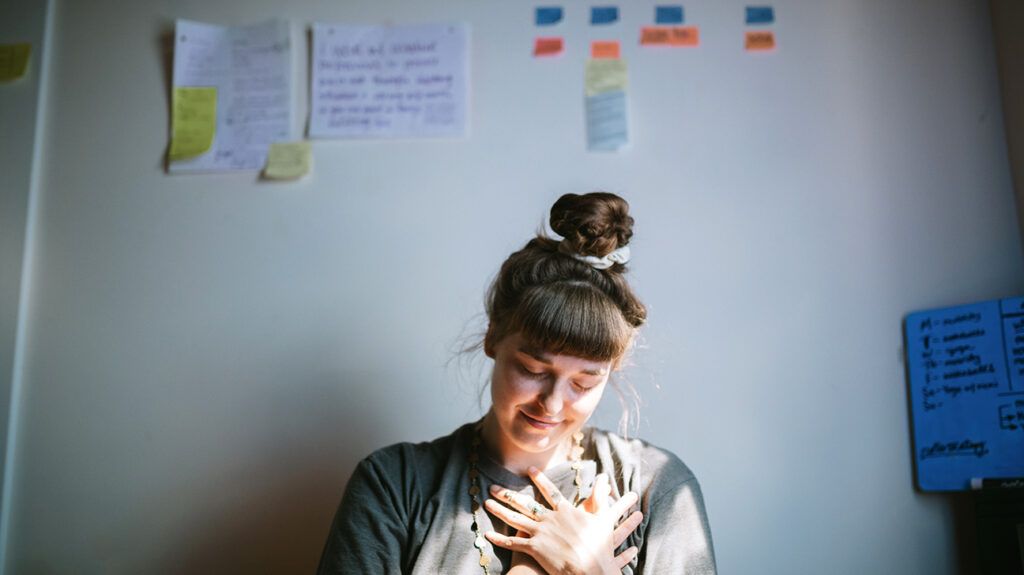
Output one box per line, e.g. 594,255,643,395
4,0,1021,573
0,0,50,566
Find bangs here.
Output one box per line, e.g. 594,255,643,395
506,281,633,361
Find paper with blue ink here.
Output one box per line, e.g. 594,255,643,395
584,59,628,151
170,19,292,173
655,6,684,24
536,7,563,26
904,296,1024,491
591,7,619,25
745,6,774,24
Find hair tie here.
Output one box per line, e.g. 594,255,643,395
558,241,631,270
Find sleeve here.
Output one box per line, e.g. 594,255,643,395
316,455,411,575
638,477,717,574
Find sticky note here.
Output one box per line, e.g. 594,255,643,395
586,89,628,151
655,6,684,24
669,26,699,46
591,6,619,25
746,6,775,24
591,41,620,59
745,30,776,51
0,43,31,82
585,58,627,97
641,27,699,47
536,7,563,25
534,37,564,57
263,141,312,180
169,87,217,162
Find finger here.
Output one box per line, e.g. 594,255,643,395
483,498,539,534
584,473,610,514
614,546,639,569
612,510,643,546
610,490,640,520
489,485,549,520
485,530,532,554
527,466,568,510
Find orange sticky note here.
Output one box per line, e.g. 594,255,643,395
669,26,700,46
591,41,620,59
640,27,671,46
745,30,776,51
534,37,564,57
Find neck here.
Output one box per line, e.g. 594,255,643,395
479,411,572,476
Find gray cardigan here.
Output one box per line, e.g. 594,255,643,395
317,423,716,574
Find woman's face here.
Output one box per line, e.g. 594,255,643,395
487,332,615,457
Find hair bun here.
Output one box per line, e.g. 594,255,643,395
549,192,634,258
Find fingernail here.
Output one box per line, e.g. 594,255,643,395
528,466,538,475
489,484,500,493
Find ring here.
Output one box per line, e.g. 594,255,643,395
503,490,516,503
530,502,546,517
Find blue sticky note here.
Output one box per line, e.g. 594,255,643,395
904,296,1024,491
586,90,628,151
536,7,563,26
746,6,775,24
591,6,619,25
655,6,684,24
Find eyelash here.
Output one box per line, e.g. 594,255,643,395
517,364,594,391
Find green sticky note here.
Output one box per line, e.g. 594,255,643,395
584,59,627,97
169,87,217,162
263,141,311,180
0,43,31,82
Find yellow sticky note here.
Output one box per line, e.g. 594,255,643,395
585,59,627,97
0,43,31,82
263,141,311,180
169,87,217,162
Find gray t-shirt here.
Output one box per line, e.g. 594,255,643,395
317,423,716,574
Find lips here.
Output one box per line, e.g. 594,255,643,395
520,411,562,429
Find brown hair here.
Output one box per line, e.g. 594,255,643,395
484,192,647,362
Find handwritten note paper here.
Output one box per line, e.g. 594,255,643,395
534,37,565,57
584,59,627,96
263,141,311,180
0,43,31,82
169,87,217,161
310,23,468,139
536,7,564,26
641,27,699,47
905,296,1024,491
169,19,292,172
745,31,776,51
584,59,628,152
591,41,620,59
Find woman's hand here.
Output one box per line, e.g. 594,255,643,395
485,469,643,575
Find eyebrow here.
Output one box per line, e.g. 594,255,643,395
516,346,608,377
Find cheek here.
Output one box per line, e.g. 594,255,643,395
491,368,536,408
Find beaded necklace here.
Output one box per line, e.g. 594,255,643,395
468,426,586,574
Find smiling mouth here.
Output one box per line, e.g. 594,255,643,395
520,411,562,429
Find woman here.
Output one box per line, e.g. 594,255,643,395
317,193,716,574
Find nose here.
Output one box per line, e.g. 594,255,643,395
538,378,566,415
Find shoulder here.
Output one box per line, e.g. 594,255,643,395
588,427,699,498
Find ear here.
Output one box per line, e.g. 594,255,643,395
484,324,496,358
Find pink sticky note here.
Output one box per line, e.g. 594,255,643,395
534,37,564,57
